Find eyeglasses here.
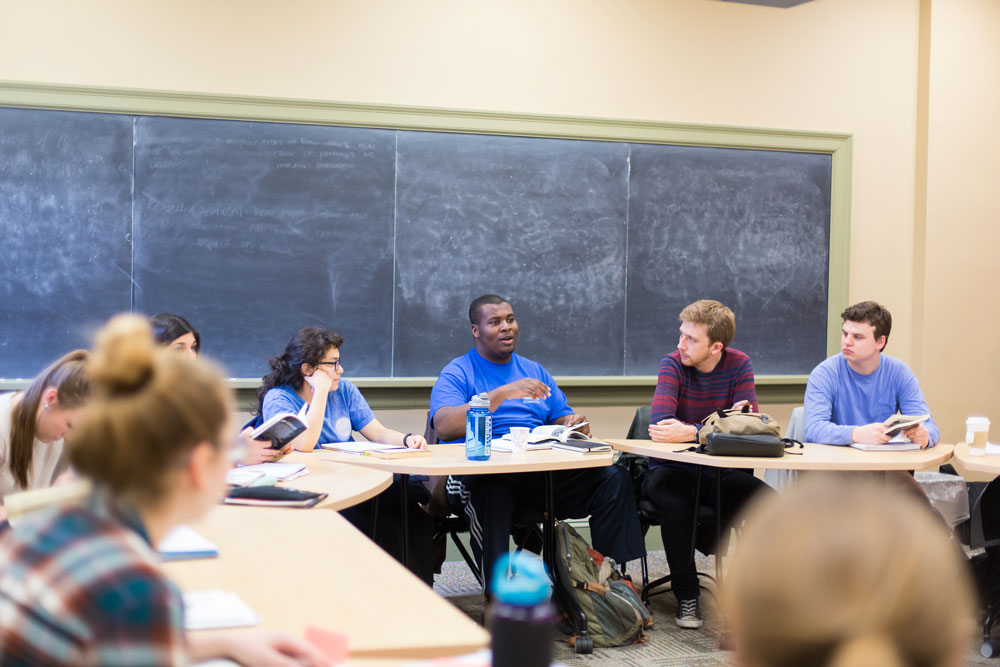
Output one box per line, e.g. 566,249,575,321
314,360,342,371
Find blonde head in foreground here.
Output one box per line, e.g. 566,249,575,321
723,477,975,667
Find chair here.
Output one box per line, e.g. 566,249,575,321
621,406,718,603
421,411,542,590
764,406,803,491
954,477,1000,657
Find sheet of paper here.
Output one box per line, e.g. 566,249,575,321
238,461,308,481
320,442,407,454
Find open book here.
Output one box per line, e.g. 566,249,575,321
252,403,308,449
882,413,930,437
492,423,592,452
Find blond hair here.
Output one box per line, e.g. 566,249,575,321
9,350,91,489
679,299,735,348
68,315,231,505
723,477,974,667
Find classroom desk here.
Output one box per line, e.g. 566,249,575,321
276,452,393,511
606,439,954,585
314,443,615,639
313,443,614,566
164,506,490,659
952,442,1000,476
606,439,955,471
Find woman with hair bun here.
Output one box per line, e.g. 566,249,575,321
0,349,90,518
258,326,434,582
723,477,975,667
0,315,325,666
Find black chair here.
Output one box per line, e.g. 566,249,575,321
421,411,543,590
950,476,1000,658
621,406,719,603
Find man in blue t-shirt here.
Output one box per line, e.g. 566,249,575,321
431,294,645,593
805,300,939,447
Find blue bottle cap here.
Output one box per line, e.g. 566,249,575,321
492,552,552,606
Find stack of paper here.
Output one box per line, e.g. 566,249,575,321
183,589,259,630
157,526,219,561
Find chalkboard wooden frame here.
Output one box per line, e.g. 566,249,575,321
0,80,851,403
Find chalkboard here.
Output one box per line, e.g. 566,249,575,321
133,117,396,377
0,108,133,377
0,106,833,380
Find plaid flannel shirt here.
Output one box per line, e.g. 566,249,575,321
0,493,186,666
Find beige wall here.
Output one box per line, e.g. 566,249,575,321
1,0,995,445
921,0,1000,451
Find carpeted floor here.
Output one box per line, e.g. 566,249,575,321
433,551,1000,666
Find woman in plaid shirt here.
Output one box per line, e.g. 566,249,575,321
0,315,326,666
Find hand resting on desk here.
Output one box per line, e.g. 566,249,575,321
649,419,697,443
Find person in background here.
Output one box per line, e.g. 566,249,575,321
804,300,939,448
0,350,90,521
258,326,434,583
431,294,644,594
723,477,974,667
0,315,326,666
643,299,773,629
150,312,200,358
151,312,287,464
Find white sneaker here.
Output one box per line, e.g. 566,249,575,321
675,598,703,629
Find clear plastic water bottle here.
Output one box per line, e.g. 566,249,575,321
488,552,555,667
466,392,492,461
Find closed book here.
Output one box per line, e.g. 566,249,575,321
224,485,327,508
552,440,612,454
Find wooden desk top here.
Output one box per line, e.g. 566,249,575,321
606,439,955,471
952,442,1000,475
276,452,393,510
311,443,614,475
164,506,490,658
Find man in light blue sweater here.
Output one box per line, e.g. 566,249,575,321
805,301,939,447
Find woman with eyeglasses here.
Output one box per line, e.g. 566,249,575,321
257,327,433,582
257,327,426,453
0,315,325,666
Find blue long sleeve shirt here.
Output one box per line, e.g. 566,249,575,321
804,353,940,446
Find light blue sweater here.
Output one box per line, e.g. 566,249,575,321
804,353,940,446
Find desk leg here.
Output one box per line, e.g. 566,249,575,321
543,471,554,572
715,468,722,581
400,473,410,569
370,494,380,541
544,471,589,643
689,465,703,567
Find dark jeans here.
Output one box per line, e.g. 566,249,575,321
453,466,646,594
341,473,435,585
643,464,772,601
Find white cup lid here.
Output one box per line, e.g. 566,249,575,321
966,416,991,428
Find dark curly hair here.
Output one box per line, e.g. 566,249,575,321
256,327,344,414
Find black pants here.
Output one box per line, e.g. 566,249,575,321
452,466,646,594
341,474,435,585
643,464,772,601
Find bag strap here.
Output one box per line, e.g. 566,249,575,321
781,438,804,455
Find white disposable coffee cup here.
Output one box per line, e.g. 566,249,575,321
966,416,991,448
509,427,530,455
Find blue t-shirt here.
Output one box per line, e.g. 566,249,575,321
430,348,574,443
804,353,940,446
261,379,375,444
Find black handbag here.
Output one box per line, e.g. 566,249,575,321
686,433,803,458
